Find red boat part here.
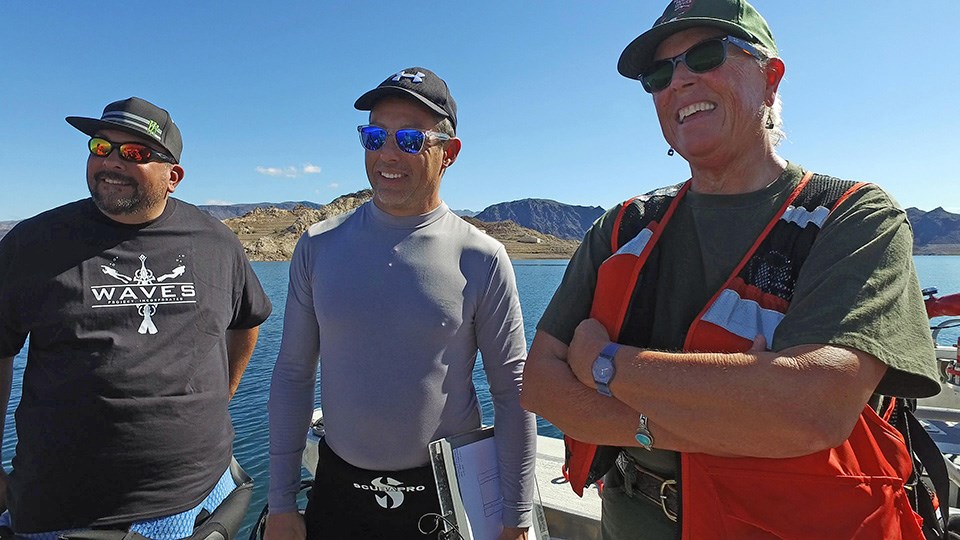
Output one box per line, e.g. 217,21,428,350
925,292,960,318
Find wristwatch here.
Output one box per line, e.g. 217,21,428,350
591,342,620,397
635,413,655,450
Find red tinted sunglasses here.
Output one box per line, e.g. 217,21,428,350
88,137,176,164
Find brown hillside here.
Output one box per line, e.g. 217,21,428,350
461,217,579,259
223,191,578,261
224,190,372,261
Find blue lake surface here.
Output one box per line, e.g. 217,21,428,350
3,256,959,535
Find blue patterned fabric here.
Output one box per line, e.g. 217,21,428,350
0,466,236,540
0,512,80,540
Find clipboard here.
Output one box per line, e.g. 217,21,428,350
429,426,549,539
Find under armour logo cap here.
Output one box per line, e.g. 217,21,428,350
354,67,457,131
66,97,183,163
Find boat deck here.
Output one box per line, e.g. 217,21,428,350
534,436,601,539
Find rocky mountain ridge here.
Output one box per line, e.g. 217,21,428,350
199,201,324,220
907,207,960,255
222,190,580,261
4,203,960,256
475,199,605,240
224,191,373,261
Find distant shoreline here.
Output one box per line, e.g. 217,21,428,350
509,253,573,261
245,252,960,263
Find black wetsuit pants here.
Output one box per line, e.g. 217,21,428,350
304,438,442,539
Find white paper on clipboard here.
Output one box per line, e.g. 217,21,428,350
429,426,549,540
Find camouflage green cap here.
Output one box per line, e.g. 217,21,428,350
618,0,778,79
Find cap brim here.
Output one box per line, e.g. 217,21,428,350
66,116,176,157
354,87,450,120
618,18,755,78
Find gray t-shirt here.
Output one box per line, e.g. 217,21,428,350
267,201,537,527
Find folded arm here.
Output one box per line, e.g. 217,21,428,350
523,320,886,458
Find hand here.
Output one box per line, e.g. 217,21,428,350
263,510,306,540
568,318,612,388
750,333,768,352
498,526,529,540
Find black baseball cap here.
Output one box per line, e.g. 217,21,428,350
66,97,183,163
354,67,458,131
618,0,778,79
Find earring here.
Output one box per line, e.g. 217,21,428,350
667,147,675,156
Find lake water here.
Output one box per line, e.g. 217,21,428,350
3,256,959,535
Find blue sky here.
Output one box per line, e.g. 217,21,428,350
2,1,958,221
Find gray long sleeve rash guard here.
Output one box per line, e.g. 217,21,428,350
267,201,537,527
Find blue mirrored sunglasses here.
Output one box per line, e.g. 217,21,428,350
357,125,451,154
639,35,764,93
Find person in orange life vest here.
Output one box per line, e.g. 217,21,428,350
520,1,940,539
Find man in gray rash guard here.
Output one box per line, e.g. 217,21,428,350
265,67,537,540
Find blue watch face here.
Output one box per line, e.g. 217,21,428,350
592,357,614,383
635,432,653,446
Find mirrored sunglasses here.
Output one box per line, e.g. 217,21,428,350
639,35,764,93
357,125,451,154
88,137,176,164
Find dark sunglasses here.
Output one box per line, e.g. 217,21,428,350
357,125,451,155
639,35,763,93
88,137,176,164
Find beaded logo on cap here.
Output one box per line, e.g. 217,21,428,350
673,0,695,14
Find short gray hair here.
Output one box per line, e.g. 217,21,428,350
752,42,785,147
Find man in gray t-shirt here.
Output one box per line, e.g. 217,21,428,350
265,67,536,540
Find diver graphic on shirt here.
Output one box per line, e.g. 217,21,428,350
91,254,196,334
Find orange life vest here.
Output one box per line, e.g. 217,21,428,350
565,172,926,538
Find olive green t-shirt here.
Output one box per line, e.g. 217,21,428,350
536,163,940,538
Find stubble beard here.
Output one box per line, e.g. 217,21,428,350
89,171,165,217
